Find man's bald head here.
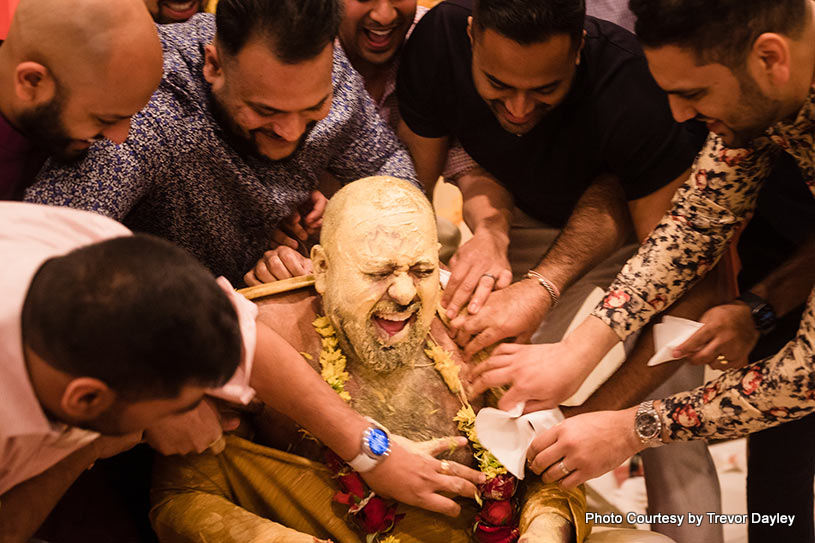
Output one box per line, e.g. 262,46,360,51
1,0,163,158
313,177,440,373
320,176,437,256
7,0,161,87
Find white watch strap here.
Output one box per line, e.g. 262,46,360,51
348,452,380,473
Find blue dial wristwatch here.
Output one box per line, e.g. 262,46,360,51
349,418,391,472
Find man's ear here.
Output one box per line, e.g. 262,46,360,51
311,244,329,294
61,378,116,422
466,16,474,44
203,42,225,88
575,30,587,66
751,33,791,86
14,62,56,104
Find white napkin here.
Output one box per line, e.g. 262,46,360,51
439,268,451,289
474,403,564,479
646,315,704,366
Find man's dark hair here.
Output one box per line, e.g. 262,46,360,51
630,0,808,67
472,0,586,47
21,235,242,400
215,0,343,63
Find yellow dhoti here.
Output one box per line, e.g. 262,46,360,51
150,435,588,543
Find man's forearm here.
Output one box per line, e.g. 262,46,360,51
749,233,815,317
0,444,97,543
458,168,513,244
397,120,449,193
250,323,367,460
534,174,631,292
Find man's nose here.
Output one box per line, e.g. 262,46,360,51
102,118,132,145
271,113,307,142
387,272,416,306
504,92,534,120
668,95,697,123
370,0,398,26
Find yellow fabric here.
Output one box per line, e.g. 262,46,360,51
204,0,217,14
520,478,590,543
151,435,588,543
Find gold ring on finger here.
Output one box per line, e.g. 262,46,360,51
440,459,451,475
716,354,730,366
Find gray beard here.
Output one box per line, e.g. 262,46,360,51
332,310,428,373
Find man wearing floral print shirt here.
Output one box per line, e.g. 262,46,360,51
469,0,815,486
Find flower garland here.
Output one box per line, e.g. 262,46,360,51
312,317,519,543
426,338,520,542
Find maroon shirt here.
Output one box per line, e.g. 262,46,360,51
0,111,46,200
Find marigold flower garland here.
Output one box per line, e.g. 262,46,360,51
312,317,519,543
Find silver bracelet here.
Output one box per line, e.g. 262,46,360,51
526,270,560,307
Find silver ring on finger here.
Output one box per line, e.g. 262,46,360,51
558,459,571,478
481,273,496,282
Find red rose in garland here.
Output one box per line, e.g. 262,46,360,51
334,472,366,505
478,500,514,526
479,474,517,501
474,523,520,543
354,496,404,534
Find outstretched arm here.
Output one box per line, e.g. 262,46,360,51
250,322,486,517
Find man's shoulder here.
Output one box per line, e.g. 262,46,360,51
254,289,323,349
409,0,471,46
427,0,473,21
578,17,668,116
157,13,215,55
155,14,213,106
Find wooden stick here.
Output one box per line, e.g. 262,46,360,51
237,275,316,300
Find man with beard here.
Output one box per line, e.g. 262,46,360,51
243,0,472,285
0,0,162,200
25,0,416,286
149,177,675,543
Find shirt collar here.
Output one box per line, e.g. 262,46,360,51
767,84,815,140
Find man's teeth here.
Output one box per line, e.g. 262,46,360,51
165,0,196,10
375,312,411,322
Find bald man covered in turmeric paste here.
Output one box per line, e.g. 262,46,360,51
0,0,162,199
150,177,587,543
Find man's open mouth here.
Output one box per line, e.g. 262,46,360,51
372,309,417,341
363,26,399,50
161,0,201,20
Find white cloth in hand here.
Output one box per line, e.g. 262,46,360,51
646,315,704,367
475,403,564,479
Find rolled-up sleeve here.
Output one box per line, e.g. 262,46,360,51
207,277,258,405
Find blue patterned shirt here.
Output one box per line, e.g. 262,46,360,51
25,15,417,283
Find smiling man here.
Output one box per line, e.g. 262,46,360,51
0,0,162,200
25,0,416,285
396,0,702,355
